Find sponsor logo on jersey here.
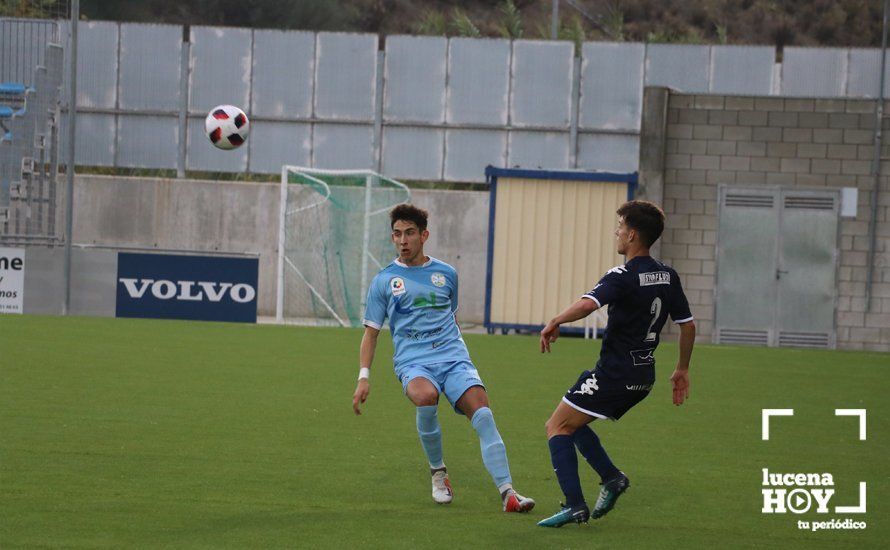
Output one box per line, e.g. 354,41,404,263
413,292,449,310
393,292,450,315
404,326,444,341
391,277,406,296
639,271,671,286
625,384,653,391
394,295,413,314
431,273,446,287
630,348,656,366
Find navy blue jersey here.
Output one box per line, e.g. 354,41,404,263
583,256,693,384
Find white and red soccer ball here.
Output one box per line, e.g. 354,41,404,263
204,105,250,150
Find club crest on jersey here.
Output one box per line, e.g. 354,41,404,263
390,277,406,296
431,273,446,287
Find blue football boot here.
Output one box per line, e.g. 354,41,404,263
591,472,630,519
537,502,590,527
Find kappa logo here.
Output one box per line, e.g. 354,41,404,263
605,265,627,276
431,273,446,287
390,277,406,296
573,374,599,396
119,278,256,303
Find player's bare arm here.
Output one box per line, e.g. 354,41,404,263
670,320,695,406
540,298,600,353
353,325,380,415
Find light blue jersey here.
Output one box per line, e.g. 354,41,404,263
363,257,471,370
364,258,512,493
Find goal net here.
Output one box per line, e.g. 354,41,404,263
277,166,411,327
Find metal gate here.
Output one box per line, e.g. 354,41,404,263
715,185,840,348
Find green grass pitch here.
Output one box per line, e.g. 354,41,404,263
1,315,886,548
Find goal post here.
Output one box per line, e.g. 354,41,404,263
276,166,410,327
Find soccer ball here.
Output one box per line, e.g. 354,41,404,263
204,105,250,150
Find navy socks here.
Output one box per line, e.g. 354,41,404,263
573,425,620,482
548,435,585,507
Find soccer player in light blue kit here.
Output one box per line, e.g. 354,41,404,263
352,204,535,513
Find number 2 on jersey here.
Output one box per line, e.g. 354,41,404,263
644,297,662,342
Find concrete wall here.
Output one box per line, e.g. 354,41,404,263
72,175,279,313
653,93,890,351
22,247,118,316
70,175,491,323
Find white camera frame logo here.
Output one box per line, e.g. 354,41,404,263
760,408,867,516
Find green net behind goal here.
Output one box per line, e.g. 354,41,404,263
277,167,411,327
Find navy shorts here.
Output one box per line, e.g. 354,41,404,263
562,369,651,421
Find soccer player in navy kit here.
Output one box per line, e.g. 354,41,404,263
352,204,535,513
537,200,696,527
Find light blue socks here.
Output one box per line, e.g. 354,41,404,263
416,405,444,469
471,407,512,491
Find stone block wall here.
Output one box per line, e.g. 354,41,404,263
654,92,889,351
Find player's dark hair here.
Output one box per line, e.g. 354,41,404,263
617,200,665,247
390,203,429,232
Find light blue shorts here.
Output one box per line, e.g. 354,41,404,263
395,361,485,414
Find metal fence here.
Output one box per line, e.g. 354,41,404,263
0,19,63,243
5,18,890,182
0,18,60,87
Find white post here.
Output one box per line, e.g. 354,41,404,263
276,166,289,323
360,175,373,316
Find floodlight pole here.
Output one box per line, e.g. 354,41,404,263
360,175,372,317
865,0,889,312
62,0,79,315
177,26,190,179
551,1,559,39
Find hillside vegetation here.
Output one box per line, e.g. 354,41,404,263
2,0,886,48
